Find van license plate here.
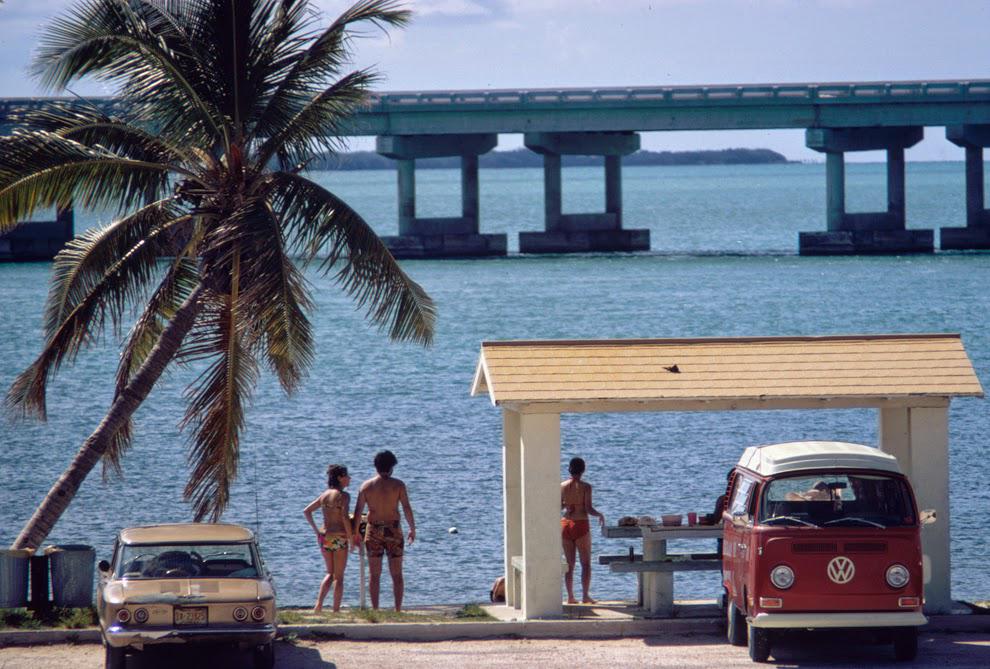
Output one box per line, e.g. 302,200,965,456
174,607,207,625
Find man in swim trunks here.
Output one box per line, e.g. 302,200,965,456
354,449,416,611
561,457,605,604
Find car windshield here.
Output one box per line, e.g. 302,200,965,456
117,543,258,579
759,473,915,528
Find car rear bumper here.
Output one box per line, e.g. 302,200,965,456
103,623,276,650
749,611,927,629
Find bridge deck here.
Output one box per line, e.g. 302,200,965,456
4,79,990,136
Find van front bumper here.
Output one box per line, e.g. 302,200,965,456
749,611,926,629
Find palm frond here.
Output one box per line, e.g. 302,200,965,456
105,255,200,477
270,171,435,345
242,200,314,391
14,101,199,167
256,68,378,172
31,0,227,149
5,206,183,419
180,283,260,522
43,200,189,339
251,0,410,145
0,131,175,229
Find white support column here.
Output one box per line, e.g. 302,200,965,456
879,406,952,613
909,407,951,614
519,412,562,619
502,409,522,608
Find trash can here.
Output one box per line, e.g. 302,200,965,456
45,545,95,608
0,549,31,608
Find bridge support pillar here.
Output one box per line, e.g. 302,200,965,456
520,132,649,253
941,125,990,249
376,134,505,258
0,205,74,261
800,127,932,255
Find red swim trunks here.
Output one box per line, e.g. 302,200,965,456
561,518,590,542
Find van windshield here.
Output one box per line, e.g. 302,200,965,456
759,473,915,528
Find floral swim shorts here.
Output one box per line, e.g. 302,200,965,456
322,533,348,552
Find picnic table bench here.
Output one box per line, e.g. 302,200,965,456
601,524,722,615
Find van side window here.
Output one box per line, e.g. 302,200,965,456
729,476,755,517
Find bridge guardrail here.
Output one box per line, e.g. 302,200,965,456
366,80,990,110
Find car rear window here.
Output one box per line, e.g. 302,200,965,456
117,543,258,579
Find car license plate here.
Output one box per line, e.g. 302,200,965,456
174,607,207,626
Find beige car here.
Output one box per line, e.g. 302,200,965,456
97,523,277,669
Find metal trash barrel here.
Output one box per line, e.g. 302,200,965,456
45,545,95,607
0,549,32,608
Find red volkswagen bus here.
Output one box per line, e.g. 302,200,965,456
722,441,932,662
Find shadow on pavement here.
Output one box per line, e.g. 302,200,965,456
655,629,990,667
122,640,333,668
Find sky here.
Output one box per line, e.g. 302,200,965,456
1,0,989,161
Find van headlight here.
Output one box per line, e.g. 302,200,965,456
886,564,910,588
770,564,795,589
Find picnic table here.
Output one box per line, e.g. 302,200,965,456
600,524,723,615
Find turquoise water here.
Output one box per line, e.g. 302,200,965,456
1,162,988,608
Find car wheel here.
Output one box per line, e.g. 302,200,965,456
253,641,275,669
893,627,918,661
747,624,771,663
726,599,747,647
104,644,126,669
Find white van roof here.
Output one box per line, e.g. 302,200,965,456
737,441,902,477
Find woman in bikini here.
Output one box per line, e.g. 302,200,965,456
561,457,605,604
304,463,359,612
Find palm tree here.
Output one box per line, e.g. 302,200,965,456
1,0,434,550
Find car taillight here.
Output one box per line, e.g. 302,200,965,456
116,608,131,624
233,607,249,622
251,606,266,622
886,564,910,588
133,608,149,624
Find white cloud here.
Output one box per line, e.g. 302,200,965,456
415,0,493,17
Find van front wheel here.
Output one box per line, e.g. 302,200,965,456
893,628,918,661
727,600,746,646
747,624,771,663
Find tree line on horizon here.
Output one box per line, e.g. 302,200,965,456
309,147,789,171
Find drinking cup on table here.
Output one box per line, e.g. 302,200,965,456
687,512,697,526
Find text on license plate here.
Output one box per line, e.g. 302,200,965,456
174,607,207,625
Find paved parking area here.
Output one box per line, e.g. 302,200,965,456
1,629,988,668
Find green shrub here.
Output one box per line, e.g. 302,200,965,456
455,603,494,620
0,608,42,630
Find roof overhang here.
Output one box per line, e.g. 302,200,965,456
470,333,984,414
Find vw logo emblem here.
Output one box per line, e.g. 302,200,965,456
827,556,856,584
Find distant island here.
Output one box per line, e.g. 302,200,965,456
309,147,789,171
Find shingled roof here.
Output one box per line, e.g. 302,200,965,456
470,333,983,412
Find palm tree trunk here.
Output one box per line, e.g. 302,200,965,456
12,286,204,550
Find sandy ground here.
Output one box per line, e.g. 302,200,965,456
1,630,988,668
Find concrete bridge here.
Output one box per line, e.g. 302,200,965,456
5,79,990,258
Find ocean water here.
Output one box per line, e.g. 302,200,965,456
1,162,988,608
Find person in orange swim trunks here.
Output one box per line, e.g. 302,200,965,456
561,457,605,604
